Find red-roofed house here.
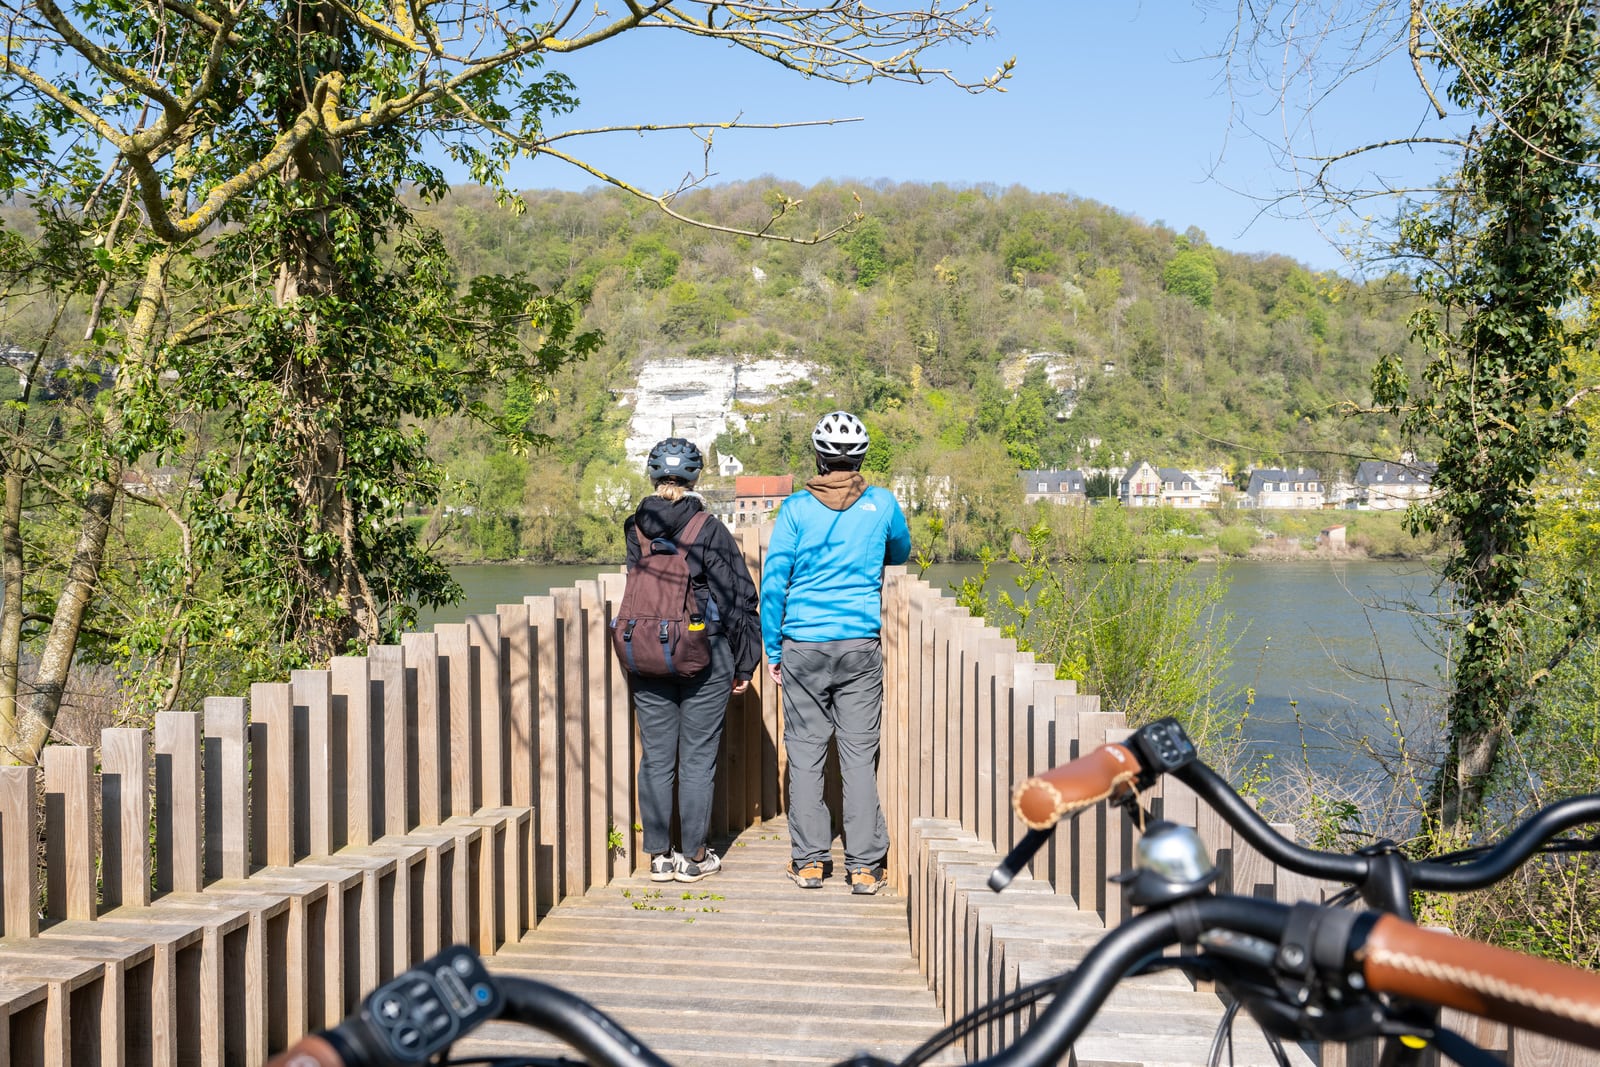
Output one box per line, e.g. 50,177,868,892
733,475,794,525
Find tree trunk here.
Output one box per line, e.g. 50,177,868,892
0,251,169,764
273,1,378,664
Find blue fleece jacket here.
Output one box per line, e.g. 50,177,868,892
761,481,911,664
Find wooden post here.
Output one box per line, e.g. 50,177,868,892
435,624,476,818
155,710,203,894
370,645,409,839
331,657,376,847
468,614,505,809
205,696,251,882
0,764,37,937
576,582,611,885
401,633,443,829
598,572,634,879
100,728,152,909
497,602,536,814
497,600,538,928
251,683,295,868
553,587,588,898
526,595,561,912
42,745,96,920
291,670,334,857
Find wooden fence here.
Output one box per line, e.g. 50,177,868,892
0,532,1582,1065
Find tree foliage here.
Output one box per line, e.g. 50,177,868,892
1370,0,1600,828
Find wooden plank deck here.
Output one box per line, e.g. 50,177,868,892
464,817,1318,1067
465,817,959,1066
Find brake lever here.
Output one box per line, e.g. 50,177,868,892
989,828,1050,891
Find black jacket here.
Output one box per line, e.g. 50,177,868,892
622,495,761,682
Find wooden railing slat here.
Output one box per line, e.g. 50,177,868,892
0,764,37,936
553,587,587,899
204,695,250,882
370,645,408,839
526,594,561,914
577,582,611,884
331,656,375,847
291,670,333,856
154,709,202,893
468,615,505,809
400,632,442,829
42,745,95,920
100,727,151,909
252,682,295,868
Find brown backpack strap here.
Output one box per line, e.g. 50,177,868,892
636,509,711,558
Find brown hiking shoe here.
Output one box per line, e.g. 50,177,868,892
848,865,887,895
786,860,825,889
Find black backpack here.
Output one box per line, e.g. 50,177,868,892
611,511,714,678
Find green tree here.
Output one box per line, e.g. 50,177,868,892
1163,245,1218,308
841,217,890,287
1372,0,1600,828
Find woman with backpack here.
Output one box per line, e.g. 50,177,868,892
619,438,761,883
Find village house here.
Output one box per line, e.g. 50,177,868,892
732,474,793,525
1243,467,1325,509
1355,453,1438,511
1118,461,1163,507
1021,468,1088,505
1119,461,1207,508
1155,466,1206,508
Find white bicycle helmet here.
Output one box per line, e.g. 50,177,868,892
811,411,870,463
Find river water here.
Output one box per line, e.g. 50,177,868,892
421,558,1445,783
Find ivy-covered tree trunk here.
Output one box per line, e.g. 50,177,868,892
1376,0,1600,828
268,2,377,662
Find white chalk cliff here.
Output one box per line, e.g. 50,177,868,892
622,355,817,467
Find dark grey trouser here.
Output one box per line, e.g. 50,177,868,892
781,638,890,870
631,635,732,858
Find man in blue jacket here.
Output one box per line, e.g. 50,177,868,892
762,411,911,894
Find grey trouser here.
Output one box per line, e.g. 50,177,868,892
631,635,732,858
781,638,890,870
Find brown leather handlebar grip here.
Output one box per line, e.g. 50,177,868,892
1360,913,1600,1051
1012,742,1141,831
261,1034,346,1067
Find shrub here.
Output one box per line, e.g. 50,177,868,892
1217,525,1257,557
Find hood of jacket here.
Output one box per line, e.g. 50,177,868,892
804,470,867,511
633,494,705,542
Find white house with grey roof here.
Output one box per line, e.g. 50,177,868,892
1355,454,1438,510
1244,467,1325,509
1022,469,1088,505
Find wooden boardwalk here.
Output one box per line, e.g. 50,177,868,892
465,818,957,1065
462,818,1312,1067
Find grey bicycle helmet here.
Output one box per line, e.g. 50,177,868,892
645,438,704,484
811,411,870,463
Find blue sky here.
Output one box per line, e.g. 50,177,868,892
461,5,1459,273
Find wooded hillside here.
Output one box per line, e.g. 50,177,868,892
411,180,1419,557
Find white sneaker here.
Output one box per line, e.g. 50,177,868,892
649,852,678,882
674,848,721,883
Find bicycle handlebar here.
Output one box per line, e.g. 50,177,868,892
1013,741,1141,830
1362,914,1600,1049
1012,718,1600,895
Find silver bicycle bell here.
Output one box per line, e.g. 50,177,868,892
1113,819,1219,907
